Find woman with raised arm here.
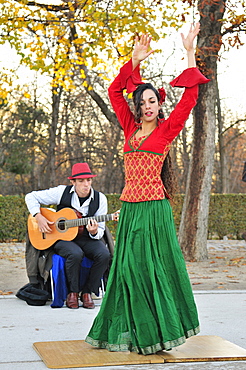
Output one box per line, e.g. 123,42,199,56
86,23,209,355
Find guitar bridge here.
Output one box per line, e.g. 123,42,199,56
42,233,46,239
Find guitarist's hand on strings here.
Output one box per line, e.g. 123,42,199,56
113,209,120,222
35,213,54,234
87,219,98,236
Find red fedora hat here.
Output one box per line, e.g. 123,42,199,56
68,163,97,180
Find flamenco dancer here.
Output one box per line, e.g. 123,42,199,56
86,23,209,355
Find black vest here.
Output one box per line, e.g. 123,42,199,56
56,185,100,216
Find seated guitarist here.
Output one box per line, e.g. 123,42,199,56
25,162,110,309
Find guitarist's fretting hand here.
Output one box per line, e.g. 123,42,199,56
86,218,98,236
86,209,120,236
113,209,120,222
35,213,54,234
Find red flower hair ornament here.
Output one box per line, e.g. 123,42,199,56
158,87,166,104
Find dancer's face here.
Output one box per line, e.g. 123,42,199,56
140,89,160,124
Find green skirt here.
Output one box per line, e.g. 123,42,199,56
85,199,200,355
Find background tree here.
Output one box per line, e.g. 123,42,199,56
178,0,246,261
0,0,183,182
1,96,49,193
217,122,246,193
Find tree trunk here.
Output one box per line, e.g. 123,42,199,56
216,79,230,193
47,84,63,187
178,0,226,261
30,85,38,190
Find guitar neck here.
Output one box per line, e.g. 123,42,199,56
65,213,114,229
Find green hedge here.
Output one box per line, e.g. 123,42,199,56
0,194,246,242
207,194,246,239
0,196,30,242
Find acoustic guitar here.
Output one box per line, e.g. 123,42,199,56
27,207,116,250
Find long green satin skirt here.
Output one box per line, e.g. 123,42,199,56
85,199,200,355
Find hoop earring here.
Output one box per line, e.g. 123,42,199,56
136,119,142,128
158,108,164,119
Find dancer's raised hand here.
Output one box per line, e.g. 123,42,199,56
132,34,154,69
181,22,200,51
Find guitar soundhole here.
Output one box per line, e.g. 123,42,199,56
57,219,66,231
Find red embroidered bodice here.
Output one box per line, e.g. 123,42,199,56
108,59,209,203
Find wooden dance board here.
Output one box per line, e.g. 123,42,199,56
33,335,246,369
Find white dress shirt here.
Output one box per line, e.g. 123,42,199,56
25,185,108,239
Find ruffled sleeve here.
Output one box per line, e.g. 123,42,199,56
119,59,144,93
159,68,209,144
108,59,137,135
170,67,210,88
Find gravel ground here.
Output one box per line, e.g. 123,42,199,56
0,240,246,295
